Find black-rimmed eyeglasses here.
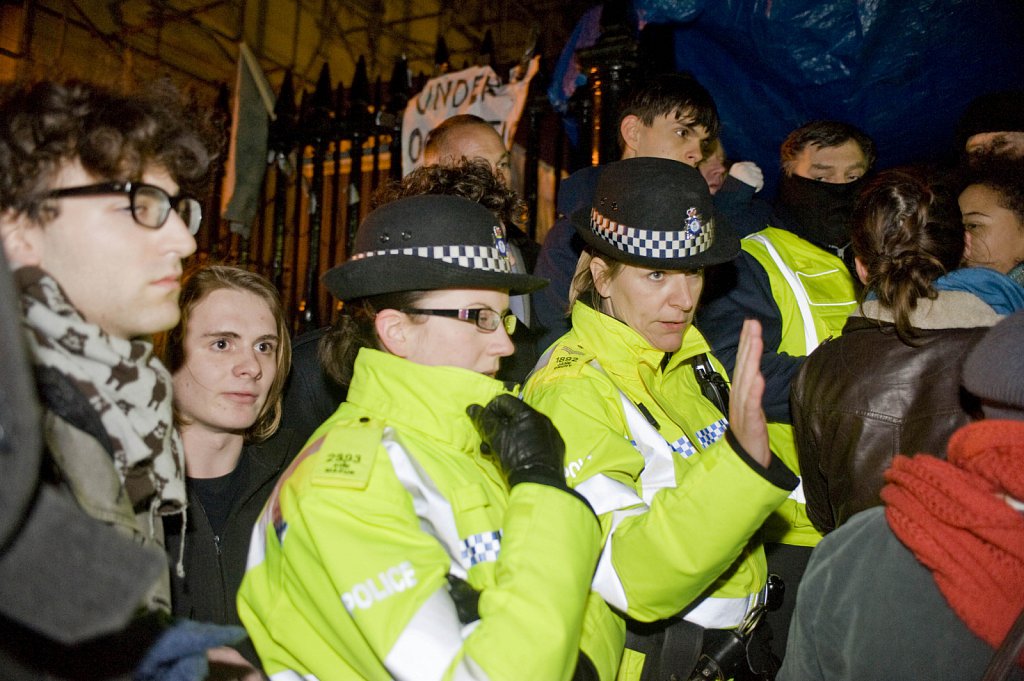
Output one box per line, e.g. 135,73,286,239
45,181,202,235
402,307,518,335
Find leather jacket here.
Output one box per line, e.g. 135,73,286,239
791,292,1000,534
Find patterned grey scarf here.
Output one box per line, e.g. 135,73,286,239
17,266,187,516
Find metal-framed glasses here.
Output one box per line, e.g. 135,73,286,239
402,307,518,334
45,181,202,235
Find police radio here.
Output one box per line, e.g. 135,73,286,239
692,353,730,416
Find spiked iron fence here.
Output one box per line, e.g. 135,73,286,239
199,9,643,334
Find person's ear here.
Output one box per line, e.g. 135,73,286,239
0,212,43,269
590,256,614,298
853,256,869,285
374,308,413,358
619,114,641,155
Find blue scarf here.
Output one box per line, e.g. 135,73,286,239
1009,262,1024,288
863,266,1024,314
933,267,1024,315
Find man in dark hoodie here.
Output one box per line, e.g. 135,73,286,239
695,119,875,660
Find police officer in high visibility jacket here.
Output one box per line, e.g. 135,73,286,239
695,121,875,657
523,157,798,680
238,195,624,681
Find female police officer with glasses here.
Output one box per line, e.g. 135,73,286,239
238,194,624,681
523,158,798,681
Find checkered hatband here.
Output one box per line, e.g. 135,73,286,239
589,207,714,259
350,245,512,273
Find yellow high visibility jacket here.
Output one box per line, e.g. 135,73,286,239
523,302,796,676
238,348,624,681
741,227,857,545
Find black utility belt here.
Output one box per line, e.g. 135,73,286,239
624,574,785,681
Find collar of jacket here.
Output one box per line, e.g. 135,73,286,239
345,348,509,455
243,428,300,484
569,301,715,381
853,290,1003,330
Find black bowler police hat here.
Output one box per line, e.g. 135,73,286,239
571,157,739,269
324,194,548,301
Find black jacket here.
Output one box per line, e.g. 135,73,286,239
282,326,346,445
791,294,998,534
697,249,806,422
163,428,301,664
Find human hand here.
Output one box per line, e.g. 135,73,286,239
728,162,764,192
134,620,246,681
729,319,771,467
207,646,265,681
466,394,566,488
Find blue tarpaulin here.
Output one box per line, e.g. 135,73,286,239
552,0,1024,197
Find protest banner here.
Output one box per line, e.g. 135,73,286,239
401,57,539,176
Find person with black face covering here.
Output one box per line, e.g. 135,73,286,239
694,119,875,663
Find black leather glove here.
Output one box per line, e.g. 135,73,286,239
445,574,481,625
466,394,566,489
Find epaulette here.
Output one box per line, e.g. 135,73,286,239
541,342,592,378
310,416,384,491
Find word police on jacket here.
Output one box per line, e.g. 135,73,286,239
341,561,418,612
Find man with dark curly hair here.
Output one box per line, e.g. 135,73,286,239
0,79,237,680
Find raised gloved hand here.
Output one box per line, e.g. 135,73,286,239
466,394,566,489
728,161,765,192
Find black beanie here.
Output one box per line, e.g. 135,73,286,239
956,90,1024,152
